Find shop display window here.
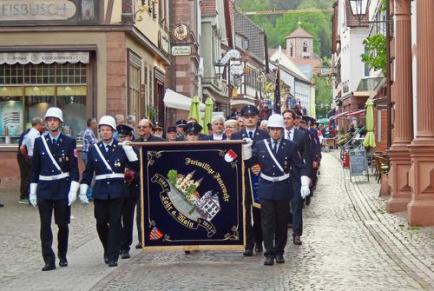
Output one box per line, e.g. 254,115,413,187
0,63,89,145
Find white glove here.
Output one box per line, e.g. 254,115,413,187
300,175,311,199
242,138,253,160
29,183,38,207
122,144,138,162
79,184,89,204
68,181,79,206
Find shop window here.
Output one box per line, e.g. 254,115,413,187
0,96,24,144
0,63,89,144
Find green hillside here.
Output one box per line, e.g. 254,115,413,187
236,0,334,58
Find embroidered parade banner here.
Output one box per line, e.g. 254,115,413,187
134,141,245,251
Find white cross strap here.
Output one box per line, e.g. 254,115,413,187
94,144,114,173
41,136,62,173
264,139,285,173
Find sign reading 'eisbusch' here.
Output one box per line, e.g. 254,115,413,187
0,0,76,20
0,0,99,24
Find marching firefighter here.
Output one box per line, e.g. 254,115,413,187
116,124,139,259
29,107,79,271
243,114,310,266
79,115,139,267
232,105,269,256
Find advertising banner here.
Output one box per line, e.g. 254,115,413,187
137,141,245,251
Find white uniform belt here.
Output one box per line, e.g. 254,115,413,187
260,172,289,182
95,173,125,180
39,172,70,181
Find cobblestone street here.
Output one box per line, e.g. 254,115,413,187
1,151,434,290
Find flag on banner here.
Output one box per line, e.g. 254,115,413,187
274,67,281,114
149,226,164,240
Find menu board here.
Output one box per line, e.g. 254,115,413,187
0,100,23,137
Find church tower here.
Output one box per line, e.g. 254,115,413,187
285,27,314,59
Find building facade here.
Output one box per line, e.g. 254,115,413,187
0,0,170,180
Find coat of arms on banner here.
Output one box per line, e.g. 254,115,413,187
140,142,245,251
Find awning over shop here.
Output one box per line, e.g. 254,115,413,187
0,52,90,65
230,98,256,107
330,111,349,119
347,109,366,117
163,89,205,111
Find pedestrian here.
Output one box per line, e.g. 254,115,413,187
237,115,245,131
224,119,239,140
243,114,310,266
134,118,165,249
18,117,44,204
153,122,164,138
259,120,268,131
208,116,226,140
184,122,203,141
113,114,125,141
116,124,139,259
232,105,269,257
29,107,80,271
283,110,311,245
126,115,139,139
81,118,98,200
175,119,187,140
79,115,139,267
82,118,98,164
166,126,177,142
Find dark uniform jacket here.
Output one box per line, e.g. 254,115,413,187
247,138,305,201
206,134,227,141
231,128,269,145
286,128,312,177
31,133,79,200
81,140,138,200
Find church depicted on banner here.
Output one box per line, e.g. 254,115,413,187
171,170,221,222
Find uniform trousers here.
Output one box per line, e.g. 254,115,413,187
94,198,124,262
17,155,31,200
136,196,143,245
121,197,137,252
260,199,289,258
291,183,303,237
38,199,70,265
245,184,262,250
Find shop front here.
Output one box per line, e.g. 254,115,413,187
0,52,91,144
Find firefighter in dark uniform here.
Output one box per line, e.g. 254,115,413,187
243,114,310,266
29,107,79,271
231,105,269,256
79,115,139,267
116,124,139,259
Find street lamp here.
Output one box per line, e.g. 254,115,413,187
214,62,224,78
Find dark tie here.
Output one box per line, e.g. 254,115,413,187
248,131,253,139
52,139,57,145
273,141,278,154
106,145,111,153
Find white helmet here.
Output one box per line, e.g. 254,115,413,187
267,114,284,129
45,107,63,122
98,115,116,130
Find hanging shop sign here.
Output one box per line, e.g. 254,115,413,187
171,45,192,56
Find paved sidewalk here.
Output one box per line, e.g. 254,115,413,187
1,152,433,290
